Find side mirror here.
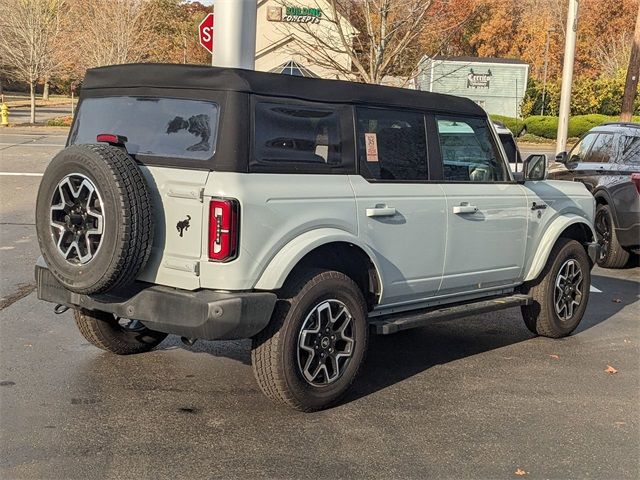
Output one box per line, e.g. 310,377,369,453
555,151,568,164
523,154,547,181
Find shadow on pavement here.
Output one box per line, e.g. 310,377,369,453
344,272,638,406
58,271,640,409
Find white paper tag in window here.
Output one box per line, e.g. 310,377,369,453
364,133,378,162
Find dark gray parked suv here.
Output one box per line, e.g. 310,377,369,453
549,122,640,268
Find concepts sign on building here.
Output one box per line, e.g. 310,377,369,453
267,5,322,23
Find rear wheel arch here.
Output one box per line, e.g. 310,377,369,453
254,231,383,310
284,242,381,310
593,189,619,225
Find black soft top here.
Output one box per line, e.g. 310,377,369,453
82,63,485,116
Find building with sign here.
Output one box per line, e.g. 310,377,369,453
255,0,355,79
415,56,529,118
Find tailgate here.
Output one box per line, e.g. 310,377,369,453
137,166,209,290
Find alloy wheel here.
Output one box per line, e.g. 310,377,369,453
554,258,584,321
49,174,104,264
297,299,355,386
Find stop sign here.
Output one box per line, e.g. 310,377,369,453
199,13,214,54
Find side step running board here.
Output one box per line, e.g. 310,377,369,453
370,294,533,335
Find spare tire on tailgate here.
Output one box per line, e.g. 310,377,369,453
36,144,154,294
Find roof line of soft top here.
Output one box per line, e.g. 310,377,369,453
81,63,486,116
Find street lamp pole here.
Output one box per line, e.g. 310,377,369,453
556,0,579,154
212,0,257,70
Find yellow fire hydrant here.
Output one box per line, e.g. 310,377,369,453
0,103,9,127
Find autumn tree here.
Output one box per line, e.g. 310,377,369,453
277,0,442,84
65,0,153,71
0,0,65,123
145,0,211,65
621,2,640,120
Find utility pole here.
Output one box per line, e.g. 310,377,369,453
556,0,579,154
212,0,257,69
621,3,640,122
541,28,553,116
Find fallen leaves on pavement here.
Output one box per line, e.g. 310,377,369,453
605,365,618,374
549,354,560,359
515,468,527,476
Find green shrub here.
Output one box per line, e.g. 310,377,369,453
522,114,640,139
490,115,526,136
523,116,558,138
567,114,610,137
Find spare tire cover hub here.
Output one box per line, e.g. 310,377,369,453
50,173,105,264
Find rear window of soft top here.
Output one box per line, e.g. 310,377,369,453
69,96,218,161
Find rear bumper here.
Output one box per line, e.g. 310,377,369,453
35,262,277,341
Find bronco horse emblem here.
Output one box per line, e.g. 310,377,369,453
176,215,191,237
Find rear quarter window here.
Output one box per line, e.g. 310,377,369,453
252,101,344,173
621,134,640,164
69,97,219,161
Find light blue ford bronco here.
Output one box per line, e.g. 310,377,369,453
35,64,599,411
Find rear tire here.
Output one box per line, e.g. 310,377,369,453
74,309,167,355
595,203,629,269
251,270,368,412
521,238,590,338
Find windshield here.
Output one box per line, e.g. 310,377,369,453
69,96,218,161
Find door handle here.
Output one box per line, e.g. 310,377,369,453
453,203,479,214
366,206,397,217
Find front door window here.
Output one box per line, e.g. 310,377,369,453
568,133,598,162
436,116,508,182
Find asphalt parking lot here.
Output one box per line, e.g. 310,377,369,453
1,129,638,479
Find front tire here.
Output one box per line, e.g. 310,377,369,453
74,309,167,355
251,270,369,412
521,238,591,338
595,203,630,269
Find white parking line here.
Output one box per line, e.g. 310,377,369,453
0,143,64,147
590,285,602,293
0,172,44,176
0,134,68,137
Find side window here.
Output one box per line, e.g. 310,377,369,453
620,135,640,164
253,102,342,171
584,133,615,163
568,133,598,162
436,116,507,182
356,107,427,181
498,133,518,164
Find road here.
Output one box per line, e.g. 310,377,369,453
1,129,639,479
5,105,73,125
519,144,557,159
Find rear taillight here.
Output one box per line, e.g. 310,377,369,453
208,198,239,262
631,173,640,195
96,133,127,146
